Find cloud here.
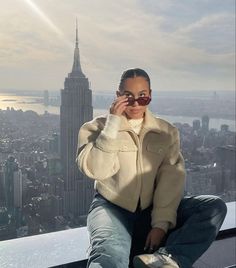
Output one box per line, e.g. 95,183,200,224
0,2,70,67
0,0,235,91
176,13,235,53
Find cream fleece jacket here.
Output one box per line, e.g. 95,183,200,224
102,114,169,232
77,109,186,232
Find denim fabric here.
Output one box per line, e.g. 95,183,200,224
162,195,227,268
86,193,227,268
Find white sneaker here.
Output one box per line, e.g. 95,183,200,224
133,251,180,268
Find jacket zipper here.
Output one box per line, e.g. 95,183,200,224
127,129,147,210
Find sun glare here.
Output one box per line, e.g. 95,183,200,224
23,0,64,37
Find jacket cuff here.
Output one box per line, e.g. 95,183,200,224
101,114,121,139
152,221,170,233
151,208,177,230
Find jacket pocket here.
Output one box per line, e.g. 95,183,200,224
146,142,165,155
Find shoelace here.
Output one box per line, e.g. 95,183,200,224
151,252,175,265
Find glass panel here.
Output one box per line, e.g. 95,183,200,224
0,0,235,244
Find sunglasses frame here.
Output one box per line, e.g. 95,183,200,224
127,96,152,106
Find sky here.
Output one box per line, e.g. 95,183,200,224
0,0,235,92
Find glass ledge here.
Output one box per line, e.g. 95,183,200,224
220,202,236,231
0,227,89,268
0,202,235,268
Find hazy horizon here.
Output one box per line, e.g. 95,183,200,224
0,88,235,95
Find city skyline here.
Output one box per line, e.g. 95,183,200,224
0,0,235,92
0,26,235,242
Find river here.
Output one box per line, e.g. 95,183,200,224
0,94,235,131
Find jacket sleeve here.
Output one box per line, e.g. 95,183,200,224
76,119,121,180
151,127,186,230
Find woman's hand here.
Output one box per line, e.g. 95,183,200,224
110,95,128,116
144,227,166,253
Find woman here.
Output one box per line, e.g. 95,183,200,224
76,68,227,268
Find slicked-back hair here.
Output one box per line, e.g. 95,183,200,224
118,68,151,91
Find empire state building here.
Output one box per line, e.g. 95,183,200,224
60,22,93,220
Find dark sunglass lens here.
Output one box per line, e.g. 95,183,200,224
137,97,151,106
145,97,151,105
126,96,151,106
127,97,135,106
138,98,147,105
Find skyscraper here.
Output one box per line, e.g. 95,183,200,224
216,145,236,193
60,21,93,221
0,166,5,206
4,156,22,211
192,119,201,131
201,115,209,133
2,156,23,231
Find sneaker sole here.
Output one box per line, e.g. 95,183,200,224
133,256,151,268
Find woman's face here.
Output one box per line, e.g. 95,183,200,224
117,76,151,119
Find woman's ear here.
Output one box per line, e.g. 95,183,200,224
116,90,121,97
149,89,152,97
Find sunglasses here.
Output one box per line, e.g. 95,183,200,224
127,96,151,106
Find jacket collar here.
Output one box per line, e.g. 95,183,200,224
119,108,162,133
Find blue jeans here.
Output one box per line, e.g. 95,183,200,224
86,192,227,268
